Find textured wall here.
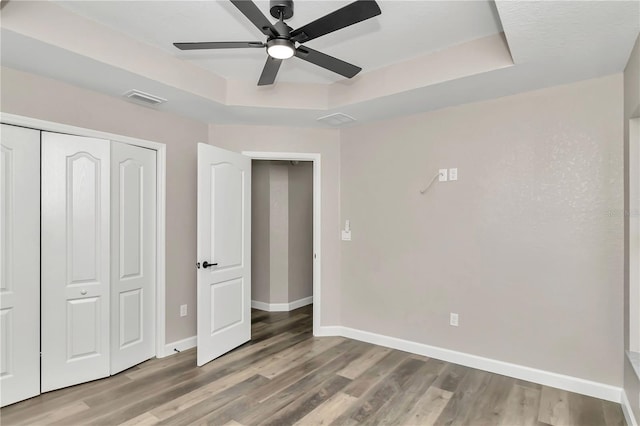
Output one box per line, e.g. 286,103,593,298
0,67,208,344
340,74,624,386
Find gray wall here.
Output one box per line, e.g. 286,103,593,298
251,160,313,305
0,67,208,344
624,34,640,421
288,161,314,302
251,161,271,304
340,74,624,386
269,162,290,303
2,64,628,391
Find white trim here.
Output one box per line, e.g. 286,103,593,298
288,296,313,310
622,390,638,426
241,151,321,337
155,146,167,358
163,335,197,357
319,325,623,403
315,326,343,337
251,296,313,312
630,117,640,353
0,112,167,359
251,300,272,312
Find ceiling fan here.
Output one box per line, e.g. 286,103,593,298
174,0,381,86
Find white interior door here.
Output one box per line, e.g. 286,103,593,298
41,132,110,392
197,143,251,366
110,142,156,374
0,125,40,407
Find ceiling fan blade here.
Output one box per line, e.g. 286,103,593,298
290,0,381,43
174,42,265,50
230,0,277,37
295,46,361,78
258,56,283,86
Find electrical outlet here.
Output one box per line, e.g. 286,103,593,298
450,313,459,327
180,304,187,317
449,168,458,181
439,169,448,182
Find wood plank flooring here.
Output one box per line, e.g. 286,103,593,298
0,305,625,426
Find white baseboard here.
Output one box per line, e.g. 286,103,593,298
160,335,196,358
252,296,313,312
317,325,622,403
315,326,343,337
622,390,638,426
251,300,272,311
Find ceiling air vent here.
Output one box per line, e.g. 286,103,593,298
123,90,167,106
317,113,356,127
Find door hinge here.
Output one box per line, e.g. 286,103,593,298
40,352,42,358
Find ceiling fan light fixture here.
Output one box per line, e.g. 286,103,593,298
266,38,295,59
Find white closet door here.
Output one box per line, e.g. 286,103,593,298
0,125,40,407
41,132,110,393
110,142,156,374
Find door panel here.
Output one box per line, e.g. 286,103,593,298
110,142,156,374
197,143,251,366
41,132,110,393
0,125,40,407
68,153,101,283
119,289,142,347
211,278,243,333
67,297,101,359
211,164,243,269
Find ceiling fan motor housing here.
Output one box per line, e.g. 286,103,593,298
270,0,294,20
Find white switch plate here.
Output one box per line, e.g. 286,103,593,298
341,230,352,241
439,169,448,182
180,304,187,317
449,168,458,181
450,313,459,326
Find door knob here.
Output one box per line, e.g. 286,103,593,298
202,261,218,269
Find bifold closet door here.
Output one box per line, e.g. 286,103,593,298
110,142,156,374
0,125,40,407
41,132,110,393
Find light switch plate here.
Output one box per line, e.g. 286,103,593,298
180,304,187,317
439,169,448,182
449,168,458,181
341,230,352,241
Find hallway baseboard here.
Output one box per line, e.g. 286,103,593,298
251,296,313,312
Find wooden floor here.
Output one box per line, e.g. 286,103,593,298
1,305,625,426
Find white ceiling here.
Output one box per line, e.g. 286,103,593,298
53,0,504,85
1,0,639,127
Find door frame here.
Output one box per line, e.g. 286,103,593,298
242,151,321,337
0,113,167,357
630,116,640,353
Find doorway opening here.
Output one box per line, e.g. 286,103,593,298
250,159,313,331
243,152,321,337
